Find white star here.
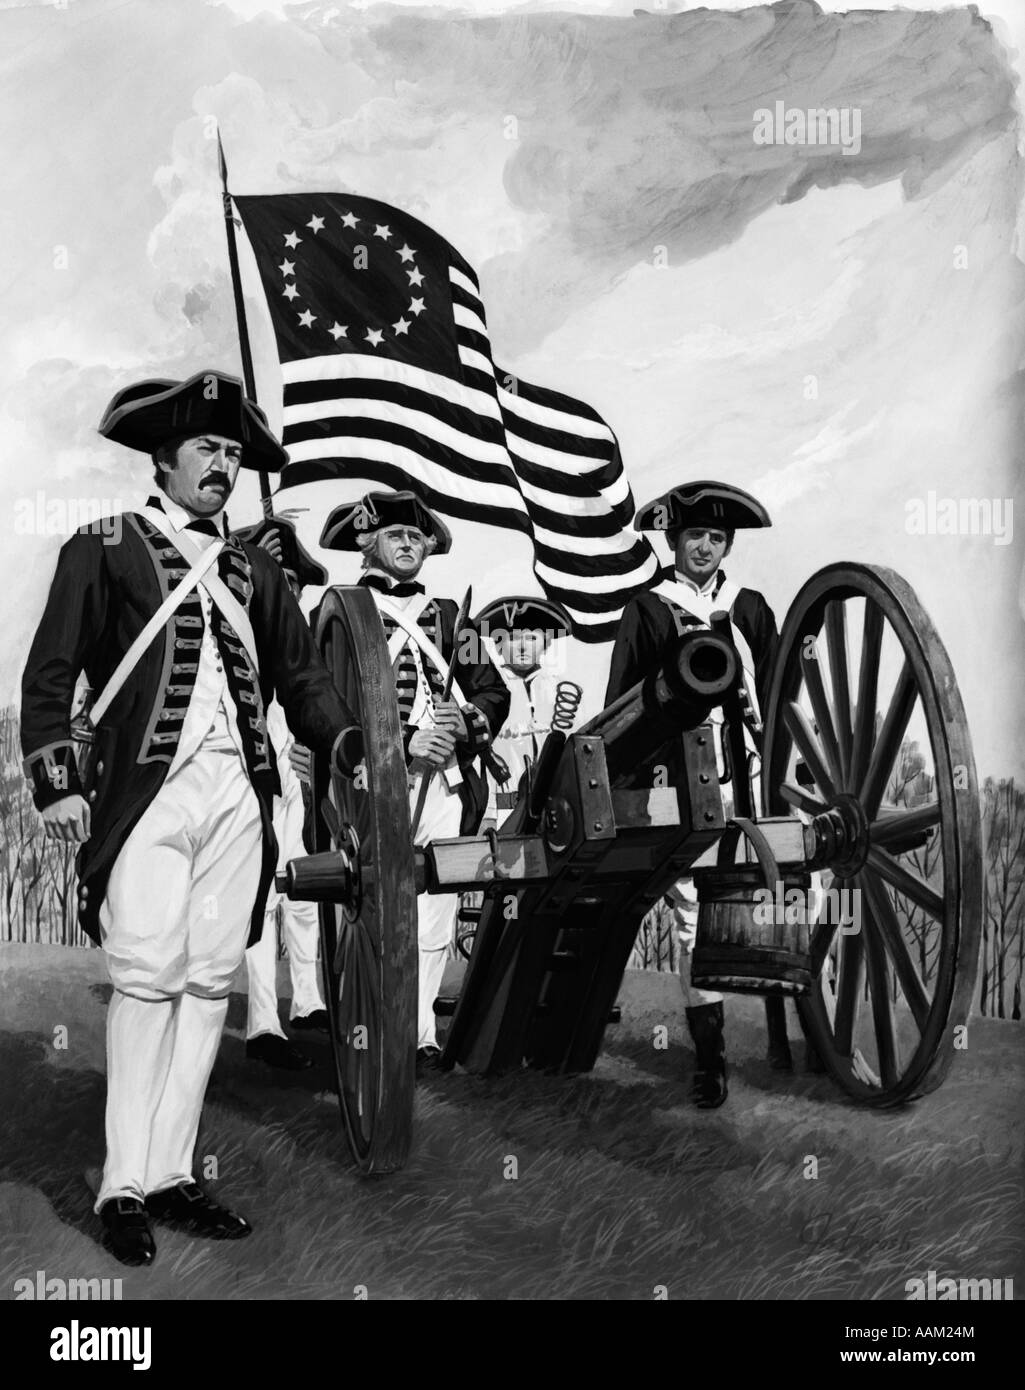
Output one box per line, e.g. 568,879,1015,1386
328,322,348,340
339,212,359,230
365,328,385,347
392,317,411,336
284,231,302,249
373,224,392,241
408,297,425,317
407,267,425,288
298,309,316,328
282,283,299,301
306,214,326,233
397,244,416,263
278,259,295,276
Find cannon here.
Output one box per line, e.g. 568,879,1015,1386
281,563,982,1173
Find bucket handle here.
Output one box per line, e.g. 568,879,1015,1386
715,816,782,896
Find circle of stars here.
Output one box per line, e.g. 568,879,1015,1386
277,212,428,349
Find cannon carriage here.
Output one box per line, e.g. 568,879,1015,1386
277,563,983,1174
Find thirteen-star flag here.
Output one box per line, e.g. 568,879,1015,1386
234,192,658,641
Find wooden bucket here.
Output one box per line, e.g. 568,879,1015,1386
691,866,813,996
690,817,813,996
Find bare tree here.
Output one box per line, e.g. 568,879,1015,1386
980,778,1025,1019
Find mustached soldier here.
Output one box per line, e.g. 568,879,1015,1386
320,491,509,1068
20,372,363,1266
606,481,777,1107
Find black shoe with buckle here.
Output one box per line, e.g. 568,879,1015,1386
99,1197,156,1267
416,1045,443,1076
246,1033,313,1070
146,1181,252,1240
291,1009,330,1033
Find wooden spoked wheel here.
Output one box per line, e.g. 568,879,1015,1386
311,586,417,1172
762,564,982,1106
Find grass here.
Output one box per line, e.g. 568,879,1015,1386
1,943,1022,1300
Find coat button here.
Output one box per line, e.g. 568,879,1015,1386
80,886,89,900
88,791,97,803
96,761,104,776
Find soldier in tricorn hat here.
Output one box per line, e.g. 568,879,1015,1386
606,480,786,1106
20,371,364,1265
474,596,579,820
320,490,510,1069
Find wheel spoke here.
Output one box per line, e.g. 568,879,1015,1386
859,871,932,1032
860,660,918,819
849,600,884,791
865,845,944,920
824,601,854,785
780,781,829,816
784,702,838,801
810,875,848,976
859,879,900,1089
870,801,941,848
833,923,864,1056
801,638,845,789
321,792,342,841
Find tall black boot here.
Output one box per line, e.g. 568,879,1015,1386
764,995,794,1071
685,1002,728,1109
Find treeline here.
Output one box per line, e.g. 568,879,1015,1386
1,706,87,947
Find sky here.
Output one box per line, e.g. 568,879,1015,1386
1,0,1023,779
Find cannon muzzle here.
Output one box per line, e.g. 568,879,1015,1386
579,625,737,784
658,626,737,708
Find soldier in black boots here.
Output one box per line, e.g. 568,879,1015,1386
606,480,779,1108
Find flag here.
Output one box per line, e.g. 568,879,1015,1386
233,192,659,641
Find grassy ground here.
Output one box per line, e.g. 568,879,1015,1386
1,943,1022,1300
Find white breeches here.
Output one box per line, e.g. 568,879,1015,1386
246,776,324,1038
95,745,262,1210
100,747,263,1000
410,768,463,1048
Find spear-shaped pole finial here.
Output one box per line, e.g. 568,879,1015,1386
217,127,273,518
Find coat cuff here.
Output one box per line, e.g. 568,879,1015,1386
331,725,365,778
461,705,492,756
23,741,83,809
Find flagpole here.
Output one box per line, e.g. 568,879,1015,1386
217,129,274,518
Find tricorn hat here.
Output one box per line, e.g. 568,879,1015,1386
320,489,452,555
234,516,328,588
98,371,289,473
474,596,572,642
634,481,771,534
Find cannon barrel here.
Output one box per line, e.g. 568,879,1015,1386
580,622,737,783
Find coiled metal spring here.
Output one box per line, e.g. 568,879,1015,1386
552,679,583,732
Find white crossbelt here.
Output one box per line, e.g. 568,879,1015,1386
374,590,467,792
88,538,225,727
140,506,261,675
376,592,468,705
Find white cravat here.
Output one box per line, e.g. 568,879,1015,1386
674,569,719,597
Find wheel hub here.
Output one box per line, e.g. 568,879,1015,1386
807,792,869,876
